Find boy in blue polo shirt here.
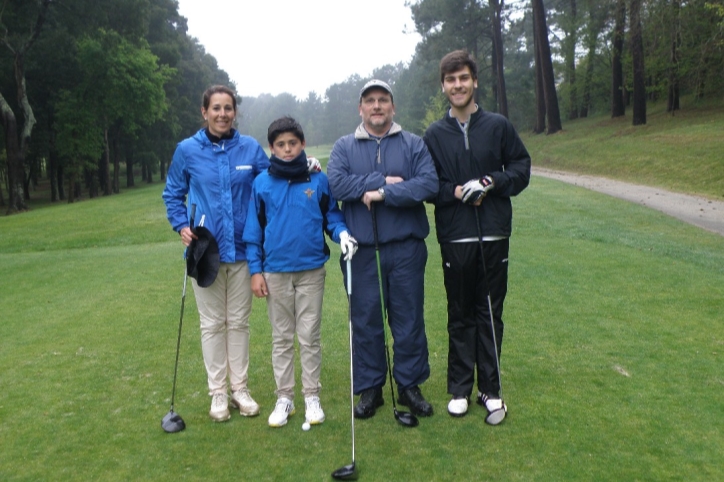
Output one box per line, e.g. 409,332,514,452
243,116,357,427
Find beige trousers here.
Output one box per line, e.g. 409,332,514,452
192,262,253,395
264,267,326,400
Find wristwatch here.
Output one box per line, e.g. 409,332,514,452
378,187,386,199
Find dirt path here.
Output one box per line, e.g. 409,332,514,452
532,168,724,237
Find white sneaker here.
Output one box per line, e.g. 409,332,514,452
231,389,260,417
209,392,231,422
447,396,469,417
268,397,295,427
304,395,326,425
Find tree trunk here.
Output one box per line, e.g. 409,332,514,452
667,0,681,113
489,0,508,118
580,43,595,118
533,7,546,134
112,133,120,194
102,128,111,195
126,146,135,188
67,171,75,204
49,126,58,202
0,98,28,213
630,0,646,126
0,168,5,207
566,0,578,120
57,162,65,201
611,0,626,118
160,156,167,181
533,0,562,134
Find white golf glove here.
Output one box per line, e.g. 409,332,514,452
339,231,358,261
307,156,322,173
461,176,494,204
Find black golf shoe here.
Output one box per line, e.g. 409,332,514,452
354,387,384,419
397,386,433,417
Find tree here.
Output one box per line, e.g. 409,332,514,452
53,90,104,203
630,0,646,125
58,30,170,196
579,0,610,118
560,0,579,120
667,0,682,113
611,0,626,118
532,0,562,134
0,0,52,213
489,0,508,117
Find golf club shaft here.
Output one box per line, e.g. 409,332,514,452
474,206,503,400
371,206,401,412
169,272,186,410
346,259,355,463
169,203,196,410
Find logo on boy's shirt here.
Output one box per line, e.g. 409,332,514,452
304,188,315,199
236,165,252,170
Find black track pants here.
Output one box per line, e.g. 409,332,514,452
440,239,508,397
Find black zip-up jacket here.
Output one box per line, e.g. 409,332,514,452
423,108,531,243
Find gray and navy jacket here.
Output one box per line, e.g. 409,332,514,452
423,109,531,243
328,122,439,247
162,128,270,263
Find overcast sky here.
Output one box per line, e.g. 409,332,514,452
176,0,422,100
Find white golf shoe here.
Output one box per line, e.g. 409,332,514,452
268,397,295,427
447,396,469,417
304,395,326,425
231,389,260,417
477,392,507,425
209,392,231,422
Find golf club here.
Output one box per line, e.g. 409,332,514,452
331,258,359,481
473,206,506,425
371,206,419,428
161,204,196,433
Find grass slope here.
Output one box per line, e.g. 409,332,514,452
522,97,724,200
1,176,722,481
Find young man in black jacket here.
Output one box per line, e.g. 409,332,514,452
423,50,530,423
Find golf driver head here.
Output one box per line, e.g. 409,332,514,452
485,406,507,426
161,410,186,433
394,409,419,428
331,462,358,481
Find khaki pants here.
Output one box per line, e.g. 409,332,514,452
192,262,253,395
264,267,325,400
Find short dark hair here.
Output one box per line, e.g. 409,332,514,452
267,116,305,145
202,85,237,111
439,50,478,83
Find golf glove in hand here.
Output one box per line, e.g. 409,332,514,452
307,157,322,173
339,231,358,261
461,176,494,204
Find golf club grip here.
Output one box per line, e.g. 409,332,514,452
346,259,352,296
371,204,379,250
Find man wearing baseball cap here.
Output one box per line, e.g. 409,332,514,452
327,79,439,420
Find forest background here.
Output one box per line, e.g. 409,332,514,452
1,0,723,213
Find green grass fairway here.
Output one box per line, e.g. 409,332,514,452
1,176,722,481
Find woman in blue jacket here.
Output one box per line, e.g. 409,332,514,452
162,85,270,422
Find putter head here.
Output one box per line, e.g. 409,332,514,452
161,410,186,433
331,462,358,481
394,409,419,428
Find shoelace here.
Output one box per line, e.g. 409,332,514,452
275,399,291,413
212,393,227,408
